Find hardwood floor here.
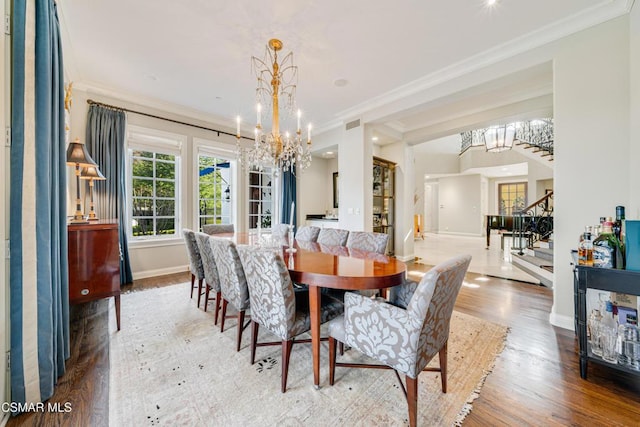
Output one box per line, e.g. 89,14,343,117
6,267,640,426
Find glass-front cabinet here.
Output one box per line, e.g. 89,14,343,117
373,157,395,255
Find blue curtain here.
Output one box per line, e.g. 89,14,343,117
281,167,297,231
85,104,133,284
10,0,70,406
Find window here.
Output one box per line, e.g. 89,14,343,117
498,182,527,216
127,128,183,240
198,154,233,230
248,167,273,229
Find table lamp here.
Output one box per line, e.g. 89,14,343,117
66,138,97,223
80,165,106,221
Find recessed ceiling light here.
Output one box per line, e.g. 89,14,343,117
333,78,348,87
372,136,379,142
326,151,334,155
486,0,497,6
501,167,508,171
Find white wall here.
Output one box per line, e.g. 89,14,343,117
630,4,640,216
298,157,330,222
438,174,482,235
338,121,371,231
553,16,630,329
380,142,415,260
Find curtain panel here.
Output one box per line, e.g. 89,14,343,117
281,167,297,231
85,104,133,284
9,0,70,406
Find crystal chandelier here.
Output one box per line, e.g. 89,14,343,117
236,39,312,175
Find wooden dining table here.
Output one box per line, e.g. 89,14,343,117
230,233,407,388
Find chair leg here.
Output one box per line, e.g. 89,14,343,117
329,337,337,385
281,339,294,393
220,299,228,332
438,341,448,393
197,278,203,308
250,321,259,365
204,283,211,312
236,310,246,352
214,291,221,325
190,274,195,298
406,375,418,427
339,341,344,356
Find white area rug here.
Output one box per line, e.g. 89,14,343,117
109,284,507,426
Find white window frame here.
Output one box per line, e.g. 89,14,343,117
248,166,278,231
193,138,238,232
126,126,186,244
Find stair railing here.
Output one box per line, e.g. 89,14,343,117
515,191,554,255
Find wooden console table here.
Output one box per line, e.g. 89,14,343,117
68,220,121,330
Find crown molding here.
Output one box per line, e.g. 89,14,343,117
335,0,634,123
74,81,236,132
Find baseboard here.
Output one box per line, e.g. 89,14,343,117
395,254,415,262
133,265,189,280
549,311,575,332
436,231,483,237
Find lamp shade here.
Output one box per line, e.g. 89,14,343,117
80,165,106,180
66,138,98,167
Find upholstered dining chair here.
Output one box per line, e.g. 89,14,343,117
194,232,222,323
317,228,349,247
271,223,290,241
294,225,320,242
345,231,389,254
236,245,344,393
203,223,235,235
208,237,251,351
182,229,205,307
327,254,472,427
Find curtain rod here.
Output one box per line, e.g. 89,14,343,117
86,99,254,141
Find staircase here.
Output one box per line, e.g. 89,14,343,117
512,243,554,287
510,191,555,287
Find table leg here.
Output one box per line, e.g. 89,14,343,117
309,285,321,389
115,294,121,331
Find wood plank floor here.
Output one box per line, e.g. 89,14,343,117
6,266,640,426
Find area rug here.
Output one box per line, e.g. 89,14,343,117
109,284,507,426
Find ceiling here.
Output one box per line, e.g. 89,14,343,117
58,0,630,150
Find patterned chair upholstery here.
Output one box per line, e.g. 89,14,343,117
344,231,390,297
327,254,472,427
203,223,235,235
208,237,251,351
295,225,320,242
236,245,344,393
317,228,349,247
345,231,389,254
271,223,290,241
182,229,205,306
194,232,222,323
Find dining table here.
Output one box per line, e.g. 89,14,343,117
229,232,407,388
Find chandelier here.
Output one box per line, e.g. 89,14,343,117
236,39,312,175
484,123,516,152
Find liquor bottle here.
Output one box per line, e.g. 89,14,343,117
614,205,626,269
613,206,625,241
593,219,618,268
578,226,593,266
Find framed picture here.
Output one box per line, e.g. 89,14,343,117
333,172,339,208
